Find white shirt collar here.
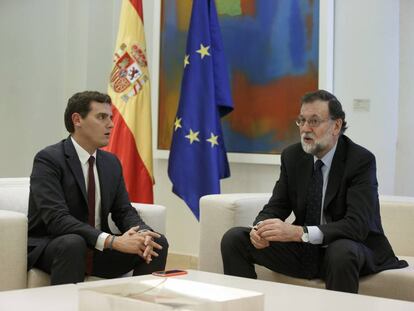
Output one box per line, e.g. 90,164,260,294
314,140,338,170
70,136,97,165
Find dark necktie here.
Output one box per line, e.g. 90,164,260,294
87,156,95,227
86,156,95,275
303,159,324,278
305,159,324,226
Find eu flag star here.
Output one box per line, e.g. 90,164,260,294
206,133,219,147
184,54,190,68
185,129,200,144
196,43,210,59
174,117,182,131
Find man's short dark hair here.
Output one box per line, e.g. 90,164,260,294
64,91,112,133
301,89,348,134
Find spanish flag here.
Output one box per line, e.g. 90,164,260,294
104,0,153,203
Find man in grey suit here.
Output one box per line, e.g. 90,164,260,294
221,90,407,293
28,91,168,285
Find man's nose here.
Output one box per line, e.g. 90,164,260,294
108,118,114,128
300,121,312,132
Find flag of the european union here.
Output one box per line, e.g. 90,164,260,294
168,0,233,220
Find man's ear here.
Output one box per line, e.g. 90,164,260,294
333,119,343,135
72,113,82,129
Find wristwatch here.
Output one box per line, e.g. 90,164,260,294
301,226,309,243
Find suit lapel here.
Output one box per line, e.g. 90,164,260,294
64,137,87,202
324,137,346,211
96,150,109,219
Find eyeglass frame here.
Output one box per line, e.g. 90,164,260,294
295,116,334,128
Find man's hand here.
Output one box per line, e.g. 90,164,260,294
129,226,163,264
109,226,163,263
249,226,270,249
137,229,163,264
255,218,302,242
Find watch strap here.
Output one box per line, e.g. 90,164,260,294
301,226,309,243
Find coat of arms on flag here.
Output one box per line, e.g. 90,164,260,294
110,43,149,103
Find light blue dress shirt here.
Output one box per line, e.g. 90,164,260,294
307,141,338,244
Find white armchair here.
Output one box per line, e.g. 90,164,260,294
0,178,166,291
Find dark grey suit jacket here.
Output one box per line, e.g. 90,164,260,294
27,137,150,270
254,135,407,272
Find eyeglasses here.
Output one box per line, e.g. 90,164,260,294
295,117,330,128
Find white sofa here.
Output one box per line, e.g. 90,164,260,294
0,178,166,291
199,193,414,301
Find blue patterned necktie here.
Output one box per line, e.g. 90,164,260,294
305,159,324,226
303,159,324,278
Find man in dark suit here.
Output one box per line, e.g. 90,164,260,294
221,90,407,293
28,91,168,285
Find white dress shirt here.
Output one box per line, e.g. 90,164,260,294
71,137,109,251
307,141,338,244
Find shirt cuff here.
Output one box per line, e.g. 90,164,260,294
95,232,110,251
307,226,324,245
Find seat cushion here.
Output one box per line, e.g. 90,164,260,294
27,268,52,288
27,268,105,288
358,256,414,301
256,256,414,301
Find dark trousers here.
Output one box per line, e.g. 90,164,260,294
35,233,169,285
221,227,373,293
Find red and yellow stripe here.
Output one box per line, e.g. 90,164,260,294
104,0,153,203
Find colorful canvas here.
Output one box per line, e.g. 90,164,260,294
158,0,319,154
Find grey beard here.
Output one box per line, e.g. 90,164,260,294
301,140,323,156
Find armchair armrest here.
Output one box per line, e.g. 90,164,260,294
198,193,271,273
108,203,166,235
0,210,27,290
131,203,166,235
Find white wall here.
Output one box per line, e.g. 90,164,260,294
0,0,412,257
333,0,400,195
0,0,66,176
0,0,121,176
395,0,414,196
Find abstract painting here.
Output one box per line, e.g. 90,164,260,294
158,0,319,154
